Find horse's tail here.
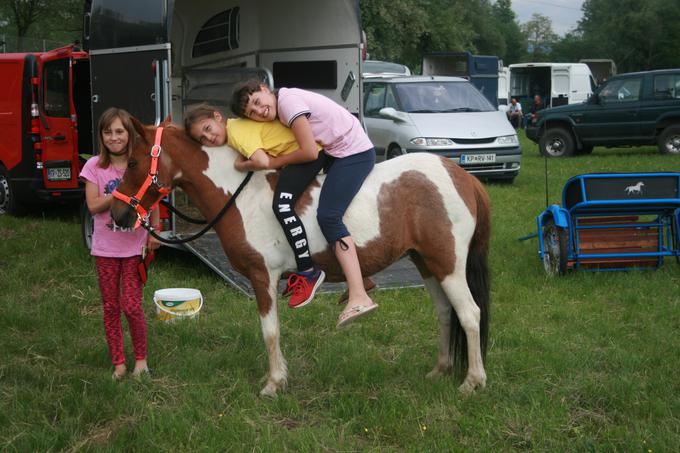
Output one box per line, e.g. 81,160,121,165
451,176,491,378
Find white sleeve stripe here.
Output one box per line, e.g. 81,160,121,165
287,111,311,127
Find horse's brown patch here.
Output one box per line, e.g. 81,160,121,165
311,169,458,282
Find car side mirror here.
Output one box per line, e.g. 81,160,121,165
589,93,601,104
379,107,409,122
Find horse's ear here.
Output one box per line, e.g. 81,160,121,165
163,114,172,123
130,116,148,143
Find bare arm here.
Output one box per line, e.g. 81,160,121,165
234,149,271,172
85,181,112,214
147,208,161,250
272,115,321,166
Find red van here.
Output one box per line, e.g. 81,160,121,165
0,44,92,214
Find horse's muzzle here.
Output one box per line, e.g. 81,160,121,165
110,198,137,229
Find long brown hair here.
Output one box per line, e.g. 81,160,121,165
96,107,137,168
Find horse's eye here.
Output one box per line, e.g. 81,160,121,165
128,159,137,169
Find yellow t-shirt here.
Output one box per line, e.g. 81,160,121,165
226,118,321,158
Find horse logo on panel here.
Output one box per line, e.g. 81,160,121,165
625,181,644,195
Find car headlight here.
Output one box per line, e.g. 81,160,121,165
496,134,519,145
409,138,454,146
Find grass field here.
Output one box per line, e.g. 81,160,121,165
2,133,680,451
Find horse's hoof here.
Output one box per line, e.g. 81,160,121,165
458,374,486,395
259,383,279,398
426,365,451,379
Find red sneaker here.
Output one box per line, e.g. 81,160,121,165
287,268,326,309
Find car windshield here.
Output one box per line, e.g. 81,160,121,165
393,81,495,113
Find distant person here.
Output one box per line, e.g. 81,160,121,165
80,107,160,380
506,98,522,129
525,94,544,127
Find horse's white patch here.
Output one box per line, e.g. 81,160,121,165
202,146,476,275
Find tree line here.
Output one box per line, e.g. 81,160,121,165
2,0,679,74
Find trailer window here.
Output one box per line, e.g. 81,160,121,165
43,59,70,118
192,8,240,58
272,61,337,90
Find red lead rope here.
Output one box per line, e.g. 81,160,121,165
112,127,171,229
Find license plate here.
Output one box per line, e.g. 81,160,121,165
459,154,496,164
47,167,71,181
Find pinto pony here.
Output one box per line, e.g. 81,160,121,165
111,120,491,396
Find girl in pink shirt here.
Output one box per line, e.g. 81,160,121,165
80,108,159,379
232,81,377,329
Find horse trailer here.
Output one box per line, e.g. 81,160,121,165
80,0,420,293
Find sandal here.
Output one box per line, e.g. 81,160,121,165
336,303,378,329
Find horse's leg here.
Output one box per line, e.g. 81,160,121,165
253,273,288,397
412,254,454,379
438,269,487,394
421,276,454,378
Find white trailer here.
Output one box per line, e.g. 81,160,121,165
508,62,597,109
84,0,421,294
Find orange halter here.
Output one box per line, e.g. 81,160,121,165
112,127,171,229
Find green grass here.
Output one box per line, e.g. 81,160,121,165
2,135,680,451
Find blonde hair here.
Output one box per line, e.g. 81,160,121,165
96,107,136,168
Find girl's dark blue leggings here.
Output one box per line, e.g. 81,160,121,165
317,148,376,245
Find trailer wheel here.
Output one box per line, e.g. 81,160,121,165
0,165,24,216
657,125,680,154
81,201,94,251
539,127,575,157
542,218,568,275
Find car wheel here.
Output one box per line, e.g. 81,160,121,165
657,125,680,154
0,165,24,216
542,218,568,276
539,127,575,158
81,200,94,251
386,145,405,160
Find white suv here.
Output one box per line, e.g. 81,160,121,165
363,75,521,182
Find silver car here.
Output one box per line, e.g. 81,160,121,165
363,75,521,182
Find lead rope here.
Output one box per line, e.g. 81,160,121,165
143,171,253,245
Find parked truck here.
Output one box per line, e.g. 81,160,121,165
0,45,92,214
509,62,597,110
422,51,500,107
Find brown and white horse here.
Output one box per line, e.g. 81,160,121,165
111,119,491,397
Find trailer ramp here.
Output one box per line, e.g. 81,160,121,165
179,232,424,298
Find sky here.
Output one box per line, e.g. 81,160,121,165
512,0,585,36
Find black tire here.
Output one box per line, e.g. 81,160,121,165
81,201,94,251
386,144,405,160
542,218,568,276
0,165,24,215
657,125,680,155
539,127,575,158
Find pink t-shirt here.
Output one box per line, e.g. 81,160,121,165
80,155,148,258
277,88,373,158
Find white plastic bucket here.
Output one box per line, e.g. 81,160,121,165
153,288,203,322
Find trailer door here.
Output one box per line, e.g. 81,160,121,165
86,0,172,135
551,66,570,107
38,53,80,190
